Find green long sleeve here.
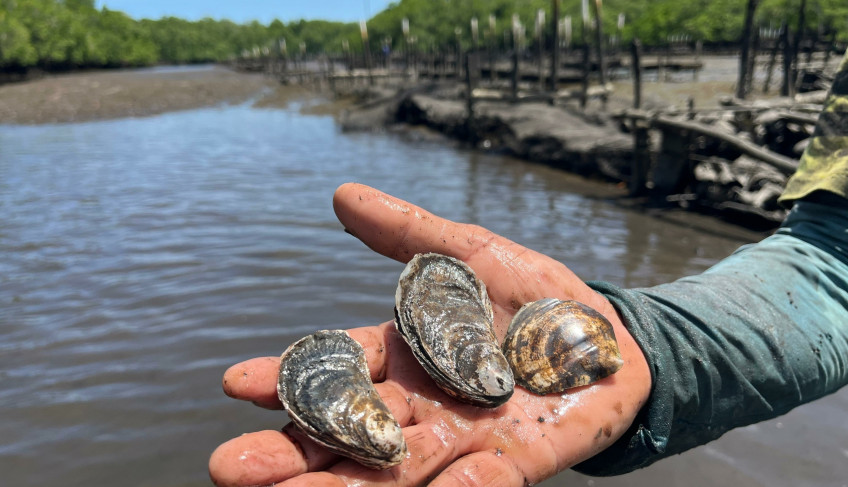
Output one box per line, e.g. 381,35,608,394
573,200,848,476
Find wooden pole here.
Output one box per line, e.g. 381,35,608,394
745,25,760,96
781,21,792,96
281,39,289,77
409,37,417,78
580,9,589,109
488,15,496,83
580,44,590,109
403,17,410,76
471,17,479,84
550,0,561,92
511,15,520,100
536,9,545,90
591,0,607,87
694,39,702,81
736,0,759,99
361,20,373,86
455,28,463,80
465,54,476,143
327,53,336,94
763,23,783,93
789,0,807,97
631,38,642,109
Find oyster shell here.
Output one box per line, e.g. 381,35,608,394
277,329,407,469
394,253,514,408
503,298,623,394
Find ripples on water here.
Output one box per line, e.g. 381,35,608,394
1,99,845,486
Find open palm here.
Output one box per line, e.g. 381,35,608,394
209,183,650,487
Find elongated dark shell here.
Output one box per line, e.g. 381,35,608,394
394,253,514,408
503,298,623,394
277,330,407,469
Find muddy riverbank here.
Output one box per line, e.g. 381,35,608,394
0,65,305,124
333,55,842,227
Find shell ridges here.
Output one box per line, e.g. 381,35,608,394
394,253,514,408
503,298,623,395
277,329,407,469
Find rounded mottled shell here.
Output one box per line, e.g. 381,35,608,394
503,298,623,395
394,253,514,408
277,330,407,469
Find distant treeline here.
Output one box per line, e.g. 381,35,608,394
0,0,359,70
1,0,845,71
367,0,847,50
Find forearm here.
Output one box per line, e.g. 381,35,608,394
575,199,848,475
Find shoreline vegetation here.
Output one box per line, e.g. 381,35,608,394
2,1,846,78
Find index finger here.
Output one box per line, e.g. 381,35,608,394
333,182,510,264
332,183,592,313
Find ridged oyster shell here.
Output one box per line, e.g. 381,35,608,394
277,329,407,469
503,298,623,394
394,253,514,408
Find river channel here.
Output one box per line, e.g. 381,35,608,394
1,91,846,486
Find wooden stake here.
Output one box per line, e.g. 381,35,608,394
631,38,642,109
789,0,807,97
781,22,792,96
512,15,520,101
361,20,373,86
536,9,545,90
763,23,783,93
591,0,607,87
550,0,561,92
736,0,759,99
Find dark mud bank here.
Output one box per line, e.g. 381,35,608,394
341,85,805,228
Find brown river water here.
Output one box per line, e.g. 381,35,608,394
1,88,846,486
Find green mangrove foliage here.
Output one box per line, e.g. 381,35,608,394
366,0,847,50
1,0,845,71
0,0,356,69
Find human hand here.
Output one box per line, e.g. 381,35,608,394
209,183,651,486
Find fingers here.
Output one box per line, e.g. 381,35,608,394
427,451,526,487
209,429,330,487
277,472,348,487
333,182,503,264
214,321,426,486
209,402,457,487
223,357,282,409
324,419,468,486
210,380,420,487
248,418,526,487
347,322,395,382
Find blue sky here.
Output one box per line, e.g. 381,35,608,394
95,1,394,23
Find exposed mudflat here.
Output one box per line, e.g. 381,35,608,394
0,65,307,125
